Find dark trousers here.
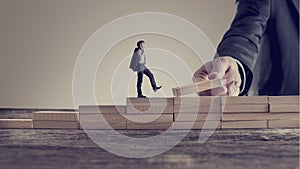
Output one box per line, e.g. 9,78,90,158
137,68,157,96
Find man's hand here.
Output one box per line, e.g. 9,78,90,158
193,56,242,96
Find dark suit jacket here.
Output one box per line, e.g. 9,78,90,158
217,0,299,96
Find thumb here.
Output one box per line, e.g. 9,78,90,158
208,60,226,80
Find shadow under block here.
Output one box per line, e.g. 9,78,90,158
173,121,221,130
268,120,300,128
33,121,79,129
221,120,268,129
33,111,78,121
0,119,33,129
79,106,126,129
126,114,173,129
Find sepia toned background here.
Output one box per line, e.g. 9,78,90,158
0,0,236,108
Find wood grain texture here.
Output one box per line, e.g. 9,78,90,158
172,79,223,96
173,121,220,130
0,119,32,129
269,104,299,113
126,98,174,106
33,111,78,121
126,114,173,129
268,120,299,128
126,105,173,114
79,105,126,114
174,113,221,122
79,113,126,129
33,121,79,129
221,121,268,129
268,96,299,104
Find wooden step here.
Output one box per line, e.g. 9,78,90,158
221,120,268,129
33,111,78,121
0,119,32,129
33,121,79,129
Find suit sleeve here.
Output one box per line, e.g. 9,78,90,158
217,0,271,95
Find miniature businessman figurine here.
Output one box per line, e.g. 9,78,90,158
129,40,162,98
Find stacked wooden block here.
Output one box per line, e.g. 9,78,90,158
79,106,126,129
125,98,173,130
33,111,79,129
0,119,32,129
268,96,299,128
0,96,298,130
173,96,222,129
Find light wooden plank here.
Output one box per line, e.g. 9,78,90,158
174,113,221,122
223,112,299,121
33,121,79,129
175,96,268,105
268,96,300,104
221,121,268,129
174,104,268,113
126,114,173,129
0,119,32,129
126,98,174,106
79,113,126,130
127,121,173,130
79,105,126,114
172,79,223,96
126,105,173,114
173,121,220,130
174,96,214,106
268,120,299,128
269,104,299,113
33,111,78,121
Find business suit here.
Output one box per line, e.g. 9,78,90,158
129,47,158,97
217,0,299,96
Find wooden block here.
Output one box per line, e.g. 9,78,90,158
127,121,173,130
222,112,299,121
221,121,268,129
79,113,126,130
126,98,174,106
126,114,173,129
172,79,223,96
79,105,126,114
33,111,78,121
224,96,268,104
173,121,220,130
268,120,299,128
223,104,268,113
269,104,299,113
269,113,299,120
268,96,299,104
126,105,173,114
175,104,268,113
174,113,221,122
0,119,32,129
175,96,268,105
33,121,79,129
174,96,214,106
